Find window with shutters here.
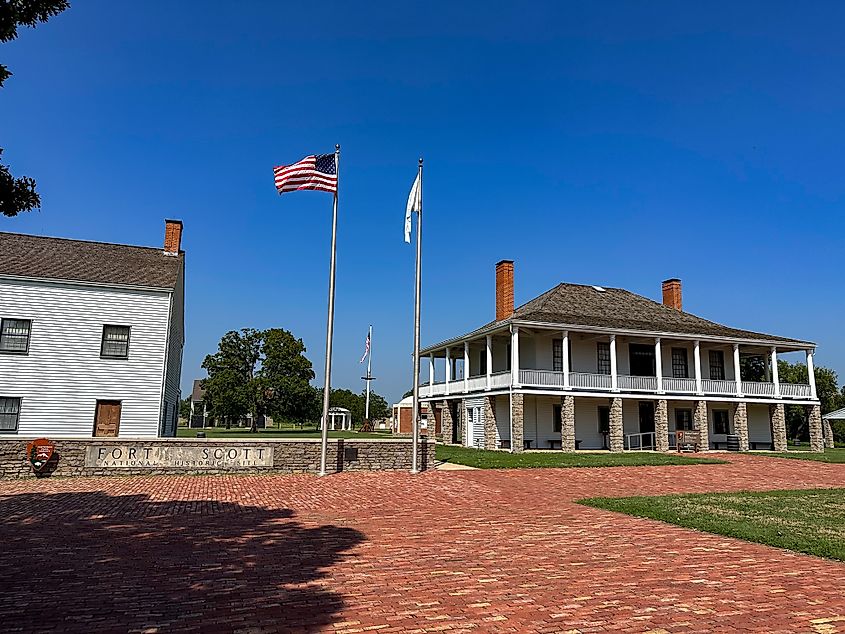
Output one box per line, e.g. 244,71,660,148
101,325,131,359
0,319,32,354
0,397,21,432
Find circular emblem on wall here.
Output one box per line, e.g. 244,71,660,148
26,438,55,472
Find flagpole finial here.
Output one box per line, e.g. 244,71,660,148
336,144,340,153
419,157,423,166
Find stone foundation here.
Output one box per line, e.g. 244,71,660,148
511,393,524,452
0,438,434,480
484,396,497,450
561,395,575,452
440,400,454,444
770,403,787,452
808,405,824,453
733,402,749,451
609,398,623,452
694,400,709,450
824,419,835,449
655,400,669,452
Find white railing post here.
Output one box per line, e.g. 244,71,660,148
807,349,817,399
485,334,492,391
655,337,663,393
463,341,469,393
771,347,780,397
733,343,743,397
511,326,521,388
693,340,703,395
610,334,619,392
445,347,451,395
429,353,435,389
562,330,571,389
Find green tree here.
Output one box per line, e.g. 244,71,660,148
1,0,69,216
366,391,390,421
777,359,844,441
329,388,364,425
179,396,192,421
202,328,316,433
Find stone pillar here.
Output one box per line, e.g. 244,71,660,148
561,395,575,452
511,393,524,453
440,400,453,445
609,397,624,452
694,400,709,450
655,399,669,452
770,403,787,452
824,419,835,449
456,399,466,446
808,404,824,453
733,402,749,451
484,396,497,450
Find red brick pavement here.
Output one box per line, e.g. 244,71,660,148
2,453,845,633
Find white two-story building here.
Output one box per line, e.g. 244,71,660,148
419,260,827,453
0,220,185,438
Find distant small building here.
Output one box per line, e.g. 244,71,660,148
391,396,441,436
323,407,352,431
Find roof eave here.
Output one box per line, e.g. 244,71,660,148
0,273,176,293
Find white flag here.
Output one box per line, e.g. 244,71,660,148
404,171,421,243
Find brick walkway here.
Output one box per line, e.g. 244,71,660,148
2,454,845,633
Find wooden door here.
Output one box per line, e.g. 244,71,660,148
94,400,121,437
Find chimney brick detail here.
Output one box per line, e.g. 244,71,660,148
496,260,514,321
164,219,183,255
662,278,682,311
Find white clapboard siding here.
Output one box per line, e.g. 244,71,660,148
465,397,485,448
0,278,172,437
160,267,185,437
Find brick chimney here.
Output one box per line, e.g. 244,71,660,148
164,219,183,255
496,260,514,321
662,278,682,311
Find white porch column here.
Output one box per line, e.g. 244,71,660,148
807,349,817,399
562,330,571,389
445,347,451,395
771,347,780,397
733,343,743,397
610,334,618,392
463,341,469,393
693,340,703,395
429,353,435,388
485,334,492,391
511,326,521,387
655,337,663,393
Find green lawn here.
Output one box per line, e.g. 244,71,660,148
579,488,845,561
755,448,845,463
176,426,393,440
436,444,726,468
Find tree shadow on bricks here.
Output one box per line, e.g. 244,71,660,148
0,490,364,633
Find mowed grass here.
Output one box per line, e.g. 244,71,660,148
580,488,845,561
176,426,393,440
755,447,845,463
436,444,726,468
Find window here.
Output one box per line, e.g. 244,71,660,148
553,339,562,371
598,406,610,434
101,325,130,358
597,342,611,375
675,409,693,431
479,350,486,376
0,319,31,353
0,397,21,432
709,350,725,380
629,344,655,376
553,404,562,432
713,410,730,435
672,348,689,378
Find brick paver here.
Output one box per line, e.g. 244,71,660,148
2,454,845,633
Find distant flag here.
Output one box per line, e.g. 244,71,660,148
404,170,421,243
274,153,338,195
359,329,371,364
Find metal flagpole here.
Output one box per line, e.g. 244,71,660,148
411,158,423,474
364,325,373,420
319,144,340,477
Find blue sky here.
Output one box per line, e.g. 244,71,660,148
2,1,843,403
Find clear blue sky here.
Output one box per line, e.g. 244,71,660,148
2,1,843,404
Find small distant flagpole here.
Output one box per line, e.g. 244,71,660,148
411,157,423,474
364,325,373,421
319,144,340,477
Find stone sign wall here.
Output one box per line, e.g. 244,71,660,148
0,437,432,479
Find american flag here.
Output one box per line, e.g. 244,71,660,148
273,153,337,195
359,330,371,364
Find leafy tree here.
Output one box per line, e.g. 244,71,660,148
777,359,844,441
179,396,192,421
739,355,766,382
402,389,414,399
202,328,316,433
367,391,390,421
1,0,69,216
327,388,391,426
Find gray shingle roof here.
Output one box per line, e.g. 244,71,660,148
191,379,205,402
0,232,182,289
425,282,812,349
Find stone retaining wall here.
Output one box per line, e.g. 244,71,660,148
0,437,433,479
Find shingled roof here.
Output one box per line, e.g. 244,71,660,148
0,232,182,289
424,282,811,350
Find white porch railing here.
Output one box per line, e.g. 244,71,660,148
570,372,613,390
742,381,776,397
625,432,656,451
781,383,812,398
662,377,697,393
618,375,658,391
490,371,512,389
466,375,487,392
701,378,737,395
520,369,566,388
